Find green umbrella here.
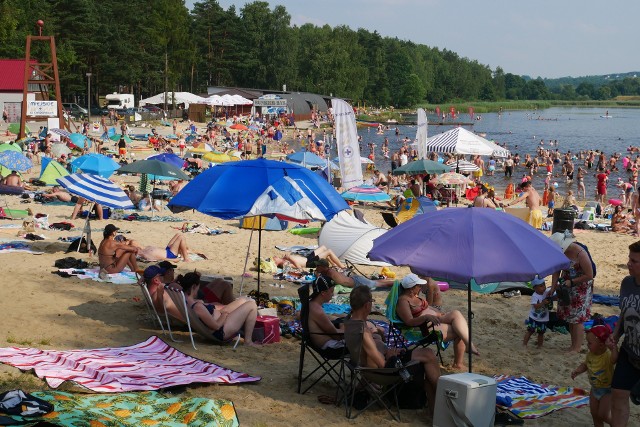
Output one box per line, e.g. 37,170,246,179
8,123,30,134
117,159,190,180
392,159,452,176
109,134,133,144
0,142,23,153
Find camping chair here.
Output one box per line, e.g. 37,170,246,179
163,285,240,350
343,320,419,421
380,211,399,228
138,280,166,334
384,282,444,364
297,283,347,395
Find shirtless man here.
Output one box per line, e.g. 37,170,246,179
42,186,78,203
505,180,543,229
2,170,24,188
473,185,497,208
98,224,139,277
308,275,345,351
272,246,346,270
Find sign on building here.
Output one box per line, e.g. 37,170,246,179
26,100,58,117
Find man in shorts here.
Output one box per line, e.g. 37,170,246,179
272,245,346,270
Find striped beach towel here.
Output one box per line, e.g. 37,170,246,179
0,336,260,392
495,375,589,419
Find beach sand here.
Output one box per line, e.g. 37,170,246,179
1,119,639,426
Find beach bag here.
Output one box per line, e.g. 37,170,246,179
251,315,281,344
254,257,277,273
575,242,597,278
66,237,97,254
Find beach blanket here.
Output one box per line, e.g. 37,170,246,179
0,336,260,392
0,241,44,255
123,213,184,222
592,294,620,306
2,390,239,426
57,267,138,284
495,375,588,419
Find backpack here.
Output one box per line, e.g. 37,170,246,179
66,237,97,254
575,242,597,278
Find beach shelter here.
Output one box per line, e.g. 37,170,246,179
368,208,570,371
168,158,349,296
318,211,390,266
39,158,69,185
0,143,22,153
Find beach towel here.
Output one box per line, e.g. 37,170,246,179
0,241,44,255
1,391,239,426
0,335,260,392
495,375,588,419
56,267,138,284
592,294,620,306
123,213,184,222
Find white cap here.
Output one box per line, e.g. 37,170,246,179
401,273,427,289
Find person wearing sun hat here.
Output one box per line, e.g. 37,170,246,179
396,273,478,370
548,230,595,354
571,323,618,426
522,276,552,349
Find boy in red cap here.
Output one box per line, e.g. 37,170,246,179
571,324,618,427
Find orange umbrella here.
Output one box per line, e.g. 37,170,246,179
229,123,248,131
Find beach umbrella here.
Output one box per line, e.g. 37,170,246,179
0,150,32,172
368,208,570,371
109,134,133,144
117,159,190,181
147,152,185,169
435,172,471,186
69,133,91,148
71,153,120,178
39,158,69,185
287,151,335,169
168,158,349,296
341,184,391,203
445,159,480,173
56,173,134,209
425,127,495,156
0,142,22,153
273,130,283,141
229,123,248,131
392,159,451,176
51,143,72,158
49,128,71,138
202,151,239,164
191,142,213,152
8,123,30,134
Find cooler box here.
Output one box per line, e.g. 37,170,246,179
251,315,281,344
433,373,496,427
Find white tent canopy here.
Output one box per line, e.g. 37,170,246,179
426,127,495,156
140,92,206,109
205,95,232,106
318,211,390,266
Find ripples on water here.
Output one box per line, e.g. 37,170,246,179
355,107,640,198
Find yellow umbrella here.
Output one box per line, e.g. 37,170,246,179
202,151,239,163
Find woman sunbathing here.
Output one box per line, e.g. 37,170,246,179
177,272,259,346
396,274,479,370
272,245,346,269
108,230,193,262
611,205,633,234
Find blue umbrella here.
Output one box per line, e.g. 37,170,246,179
146,152,185,169
368,207,570,371
168,158,349,295
69,133,92,148
341,184,391,203
71,153,120,178
56,173,134,209
273,130,283,141
0,150,33,172
286,151,335,169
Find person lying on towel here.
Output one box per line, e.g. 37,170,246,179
272,245,346,270
314,260,395,289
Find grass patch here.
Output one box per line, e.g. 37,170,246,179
6,336,50,346
0,372,43,392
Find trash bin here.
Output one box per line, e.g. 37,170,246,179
552,208,575,234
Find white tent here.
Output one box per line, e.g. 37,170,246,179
139,92,206,109
318,211,390,266
231,94,253,105
205,95,232,106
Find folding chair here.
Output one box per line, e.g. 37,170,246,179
138,280,165,334
343,320,418,421
163,285,240,350
380,211,399,228
384,282,444,364
296,283,347,395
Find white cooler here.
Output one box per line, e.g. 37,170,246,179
433,373,496,427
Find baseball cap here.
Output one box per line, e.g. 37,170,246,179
310,274,335,298
589,324,612,343
531,276,545,287
143,265,166,279
103,224,119,237
158,260,177,269
401,273,427,289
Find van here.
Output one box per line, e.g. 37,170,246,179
62,103,88,117
105,93,134,110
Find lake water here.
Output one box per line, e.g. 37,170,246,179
355,107,640,197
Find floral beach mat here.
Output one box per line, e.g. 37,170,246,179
4,390,239,426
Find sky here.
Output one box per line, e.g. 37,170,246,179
186,0,640,79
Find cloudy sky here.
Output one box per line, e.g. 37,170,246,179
186,0,640,79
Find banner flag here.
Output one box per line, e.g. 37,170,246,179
332,99,363,190
416,108,428,160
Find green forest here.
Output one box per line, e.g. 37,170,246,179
1,0,639,108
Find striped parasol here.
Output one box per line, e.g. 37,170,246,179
56,173,134,209
446,159,480,172
341,184,391,203
426,127,495,156
435,172,471,186
50,128,71,138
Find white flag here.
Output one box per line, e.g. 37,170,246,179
416,108,428,160
332,98,363,190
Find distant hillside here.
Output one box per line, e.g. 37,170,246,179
541,72,640,90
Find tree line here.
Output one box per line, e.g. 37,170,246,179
1,0,638,108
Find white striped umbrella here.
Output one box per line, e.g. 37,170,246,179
56,173,134,209
426,127,494,156
50,128,71,138
446,159,480,172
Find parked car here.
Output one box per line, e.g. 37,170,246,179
62,103,88,118
90,106,109,116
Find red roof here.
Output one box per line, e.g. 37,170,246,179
0,59,32,91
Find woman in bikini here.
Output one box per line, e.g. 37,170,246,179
98,224,139,276
396,274,479,370
178,272,259,346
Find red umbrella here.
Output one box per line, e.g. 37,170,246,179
229,123,248,131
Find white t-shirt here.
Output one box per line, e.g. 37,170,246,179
529,289,550,322
400,153,408,166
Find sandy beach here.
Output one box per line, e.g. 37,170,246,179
1,119,639,426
